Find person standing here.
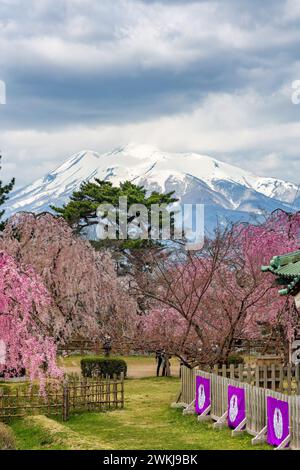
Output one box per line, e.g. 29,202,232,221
156,349,164,376
103,335,112,357
162,352,171,377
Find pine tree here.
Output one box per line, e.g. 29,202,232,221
52,179,178,249
0,155,15,230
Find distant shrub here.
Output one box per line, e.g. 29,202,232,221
227,354,244,366
81,357,127,378
0,422,16,450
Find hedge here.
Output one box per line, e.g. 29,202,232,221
81,357,127,378
0,423,16,450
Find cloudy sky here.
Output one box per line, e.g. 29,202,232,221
0,0,300,188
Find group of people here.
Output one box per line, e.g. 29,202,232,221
155,349,171,377
101,338,171,377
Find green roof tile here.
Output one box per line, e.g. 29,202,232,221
276,261,300,277
261,249,300,296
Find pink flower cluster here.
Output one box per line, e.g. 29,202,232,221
0,251,62,386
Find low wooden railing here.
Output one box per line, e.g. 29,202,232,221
180,366,300,449
0,375,124,422
200,363,300,394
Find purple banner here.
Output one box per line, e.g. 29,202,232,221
267,396,289,447
195,376,210,415
227,385,246,429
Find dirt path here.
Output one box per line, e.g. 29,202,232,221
59,356,180,378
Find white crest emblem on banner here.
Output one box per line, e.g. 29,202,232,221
229,394,238,422
0,340,6,365
273,407,283,440
198,384,206,409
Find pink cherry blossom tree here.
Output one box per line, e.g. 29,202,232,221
0,251,62,385
135,210,300,365
0,212,137,350
131,228,235,365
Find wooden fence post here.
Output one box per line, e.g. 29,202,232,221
263,365,268,389
113,374,117,408
279,365,284,392
120,372,125,408
247,366,252,384
296,364,300,395
287,363,292,395
62,379,69,422
271,364,276,391
255,366,259,388
238,364,243,381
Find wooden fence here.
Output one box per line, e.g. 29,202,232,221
57,339,102,355
200,363,300,394
57,339,129,355
180,366,300,449
0,375,124,422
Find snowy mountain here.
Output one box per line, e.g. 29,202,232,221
4,144,299,233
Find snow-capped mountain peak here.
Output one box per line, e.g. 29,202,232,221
4,144,299,231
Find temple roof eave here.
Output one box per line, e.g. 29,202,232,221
261,249,300,297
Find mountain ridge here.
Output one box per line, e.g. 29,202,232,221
4,144,299,232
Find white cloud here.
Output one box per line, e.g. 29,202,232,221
0,0,300,189
2,89,300,187
1,0,299,73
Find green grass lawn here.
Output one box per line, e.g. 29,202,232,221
57,354,156,366
11,377,269,450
